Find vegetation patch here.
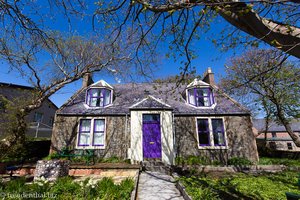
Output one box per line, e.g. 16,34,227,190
179,171,300,200
258,157,300,167
0,176,134,200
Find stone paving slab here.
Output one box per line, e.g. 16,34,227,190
137,171,184,200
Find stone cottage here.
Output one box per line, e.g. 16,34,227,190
51,68,258,165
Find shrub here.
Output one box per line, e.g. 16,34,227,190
186,155,209,165
175,156,185,166
228,157,252,166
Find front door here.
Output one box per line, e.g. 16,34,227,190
142,114,162,159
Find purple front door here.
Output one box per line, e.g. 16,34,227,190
142,114,162,159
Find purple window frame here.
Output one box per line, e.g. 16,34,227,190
78,119,91,147
211,119,226,146
197,119,211,146
92,119,105,146
86,88,111,107
188,88,214,107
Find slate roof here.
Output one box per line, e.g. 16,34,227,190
253,119,300,132
57,81,250,116
130,95,172,110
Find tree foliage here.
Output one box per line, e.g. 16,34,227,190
221,48,300,146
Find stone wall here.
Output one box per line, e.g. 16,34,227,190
174,115,259,163
50,115,130,159
34,160,69,181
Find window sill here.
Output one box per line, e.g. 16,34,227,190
76,146,105,150
186,103,216,109
83,104,113,109
198,146,228,150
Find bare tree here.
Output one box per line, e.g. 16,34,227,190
220,49,300,147
93,0,300,70
0,1,138,147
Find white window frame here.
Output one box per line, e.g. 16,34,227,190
195,117,228,149
76,117,106,149
85,87,113,108
186,86,216,109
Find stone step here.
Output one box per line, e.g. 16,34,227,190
142,161,172,175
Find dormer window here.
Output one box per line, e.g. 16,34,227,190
188,88,214,107
86,88,112,107
186,79,216,108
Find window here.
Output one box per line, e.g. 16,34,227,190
196,118,226,147
77,119,106,148
271,133,277,138
287,142,293,150
49,117,54,125
188,88,214,107
34,112,43,123
269,142,277,149
86,88,112,107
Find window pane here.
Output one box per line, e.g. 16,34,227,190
94,120,105,132
212,119,225,145
197,119,210,145
80,119,91,132
188,89,195,105
143,114,160,122
34,112,43,122
203,97,210,106
93,132,104,145
104,90,111,105
79,132,90,145
99,98,104,107
196,88,204,96
91,89,99,97
91,98,98,106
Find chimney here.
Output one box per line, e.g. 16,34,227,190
202,67,215,85
82,73,94,88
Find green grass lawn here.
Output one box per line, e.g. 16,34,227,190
179,171,300,200
258,157,300,167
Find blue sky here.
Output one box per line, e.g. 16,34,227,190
0,2,246,107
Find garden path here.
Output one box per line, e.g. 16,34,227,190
137,171,184,200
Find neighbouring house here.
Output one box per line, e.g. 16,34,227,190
0,82,58,138
253,119,300,152
51,68,259,165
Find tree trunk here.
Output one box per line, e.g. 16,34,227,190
10,110,28,146
218,2,300,58
276,106,300,147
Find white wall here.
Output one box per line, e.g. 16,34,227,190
128,110,174,165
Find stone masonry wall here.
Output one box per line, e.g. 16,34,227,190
50,115,130,159
174,115,259,163
34,160,70,181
